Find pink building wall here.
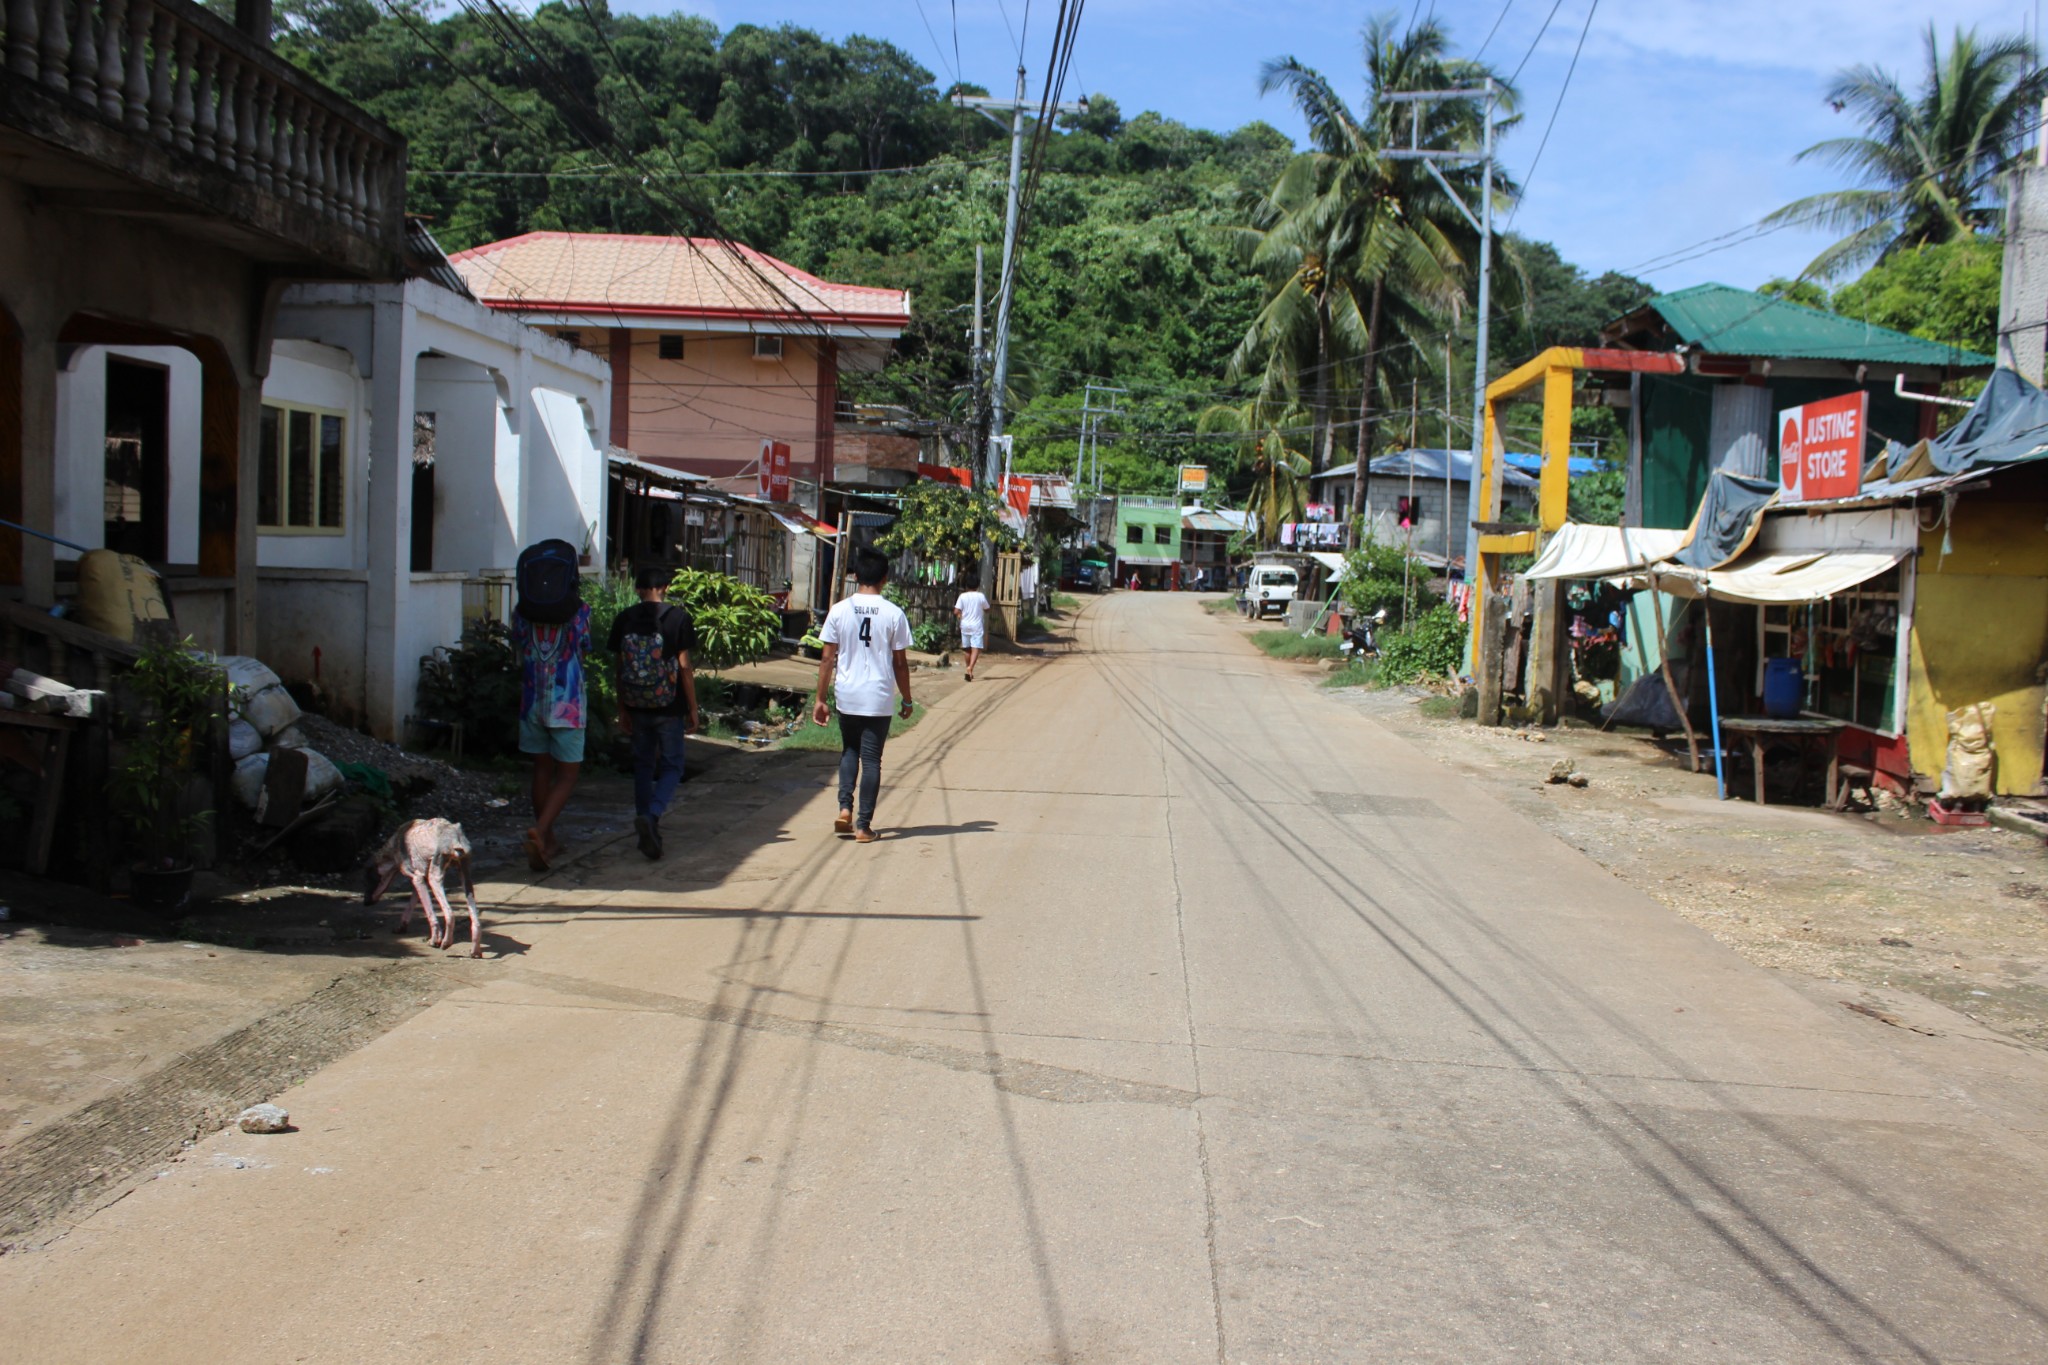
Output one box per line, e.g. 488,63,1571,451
561,326,836,491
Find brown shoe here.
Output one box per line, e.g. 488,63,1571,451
853,827,879,844
834,809,853,835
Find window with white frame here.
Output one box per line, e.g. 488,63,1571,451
258,402,346,533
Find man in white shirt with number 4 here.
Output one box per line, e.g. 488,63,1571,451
954,584,990,681
814,548,915,844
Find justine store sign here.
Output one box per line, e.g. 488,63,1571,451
1778,391,1868,503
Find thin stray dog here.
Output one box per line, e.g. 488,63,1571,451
363,818,484,957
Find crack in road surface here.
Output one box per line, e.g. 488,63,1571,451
507,970,1199,1108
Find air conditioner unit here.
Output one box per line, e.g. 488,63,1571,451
753,334,784,361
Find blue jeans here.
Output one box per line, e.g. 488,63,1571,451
629,713,688,820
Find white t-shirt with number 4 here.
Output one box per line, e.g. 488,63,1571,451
955,590,989,634
821,594,912,716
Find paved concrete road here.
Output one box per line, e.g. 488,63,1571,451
6,592,2048,1363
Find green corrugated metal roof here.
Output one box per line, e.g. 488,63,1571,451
1648,283,1993,368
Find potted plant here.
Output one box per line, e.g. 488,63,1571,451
110,640,231,912
579,521,597,568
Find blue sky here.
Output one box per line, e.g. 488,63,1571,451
630,1,2042,290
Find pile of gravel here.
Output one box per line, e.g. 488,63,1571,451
292,714,503,826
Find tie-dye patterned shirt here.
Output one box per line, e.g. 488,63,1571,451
512,603,592,730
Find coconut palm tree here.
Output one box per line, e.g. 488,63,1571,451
1766,24,2048,281
1238,16,1516,547
1198,396,1310,546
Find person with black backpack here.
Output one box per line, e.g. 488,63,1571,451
511,539,594,872
608,567,700,860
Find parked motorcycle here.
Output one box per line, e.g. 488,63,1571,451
1340,608,1389,661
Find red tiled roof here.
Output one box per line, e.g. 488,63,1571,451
448,232,911,329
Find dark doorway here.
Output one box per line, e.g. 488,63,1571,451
104,358,169,562
410,411,436,573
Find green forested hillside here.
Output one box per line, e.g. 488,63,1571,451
269,2,1647,493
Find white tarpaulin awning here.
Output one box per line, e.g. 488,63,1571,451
1524,523,1688,580
1307,551,1348,583
1649,548,1908,605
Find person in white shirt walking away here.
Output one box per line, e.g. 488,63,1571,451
954,583,990,681
813,548,915,844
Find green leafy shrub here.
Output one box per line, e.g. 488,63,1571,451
667,568,780,671
1376,604,1464,683
417,618,522,757
911,620,950,653
110,641,232,868
1339,538,1436,627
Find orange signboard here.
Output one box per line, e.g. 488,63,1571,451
1778,392,1868,503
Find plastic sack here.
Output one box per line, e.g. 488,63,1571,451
270,724,309,750
216,655,282,695
1940,702,1996,800
228,717,263,761
241,683,302,738
301,749,342,802
231,753,270,809
73,550,171,643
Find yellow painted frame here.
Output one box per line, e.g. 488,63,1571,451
1467,346,1686,669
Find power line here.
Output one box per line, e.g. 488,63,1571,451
1507,0,1596,223
912,0,961,87
1472,0,1516,61
1505,0,1565,87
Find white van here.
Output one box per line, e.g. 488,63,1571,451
1241,564,1298,618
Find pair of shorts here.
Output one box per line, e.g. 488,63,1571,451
961,629,986,649
518,717,586,763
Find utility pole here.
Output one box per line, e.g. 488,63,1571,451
956,77,1088,488
970,244,985,441
956,76,1082,596
1382,81,1498,586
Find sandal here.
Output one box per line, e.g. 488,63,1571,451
854,827,879,844
833,809,853,835
522,828,551,872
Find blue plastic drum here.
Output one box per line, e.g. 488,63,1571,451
1762,656,1804,718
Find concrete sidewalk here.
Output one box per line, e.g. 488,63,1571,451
2,593,2046,1362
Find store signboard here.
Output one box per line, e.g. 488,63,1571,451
1778,392,1867,503
1179,464,1209,493
759,439,792,503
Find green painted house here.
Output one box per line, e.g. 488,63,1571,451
1114,497,1181,581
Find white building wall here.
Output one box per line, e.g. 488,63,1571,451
52,344,203,564
414,355,505,574
259,340,369,572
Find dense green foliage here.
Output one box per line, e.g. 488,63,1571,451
1376,603,1464,683
1830,238,2001,354
1337,538,1437,626
417,617,522,757
665,568,781,671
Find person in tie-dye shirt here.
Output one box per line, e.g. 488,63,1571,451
511,598,592,870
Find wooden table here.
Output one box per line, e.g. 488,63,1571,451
0,709,79,873
1719,716,1846,807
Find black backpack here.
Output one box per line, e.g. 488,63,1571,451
515,539,581,624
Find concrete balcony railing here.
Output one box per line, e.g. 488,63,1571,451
1,0,404,273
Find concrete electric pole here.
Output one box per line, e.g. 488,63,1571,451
1381,81,1499,586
